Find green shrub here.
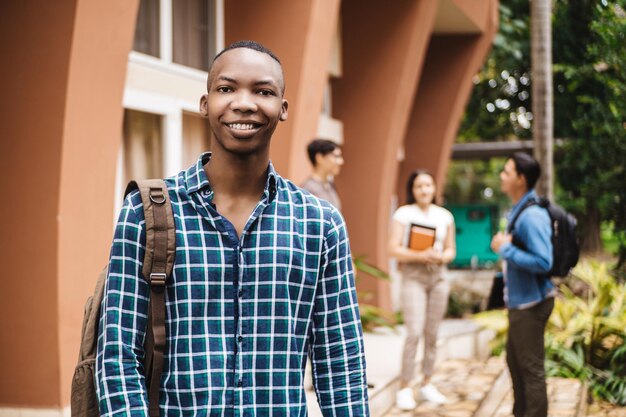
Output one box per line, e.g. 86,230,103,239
472,260,626,405
546,260,626,405
472,308,508,356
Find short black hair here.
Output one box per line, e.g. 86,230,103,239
510,152,541,190
405,169,436,205
213,40,281,66
307,139,339,166
208,40,285,93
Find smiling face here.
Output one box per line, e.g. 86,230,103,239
412,173,436,207
200,48,288,157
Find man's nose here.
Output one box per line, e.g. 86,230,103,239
231,90,257,112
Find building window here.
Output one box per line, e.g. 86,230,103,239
183,112,212,167
173,0,213,71
133,0,160,57
123,109,164,183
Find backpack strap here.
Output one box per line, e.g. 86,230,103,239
125,179,175,417
507,200,534,234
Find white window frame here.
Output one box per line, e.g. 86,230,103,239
115,0,224,219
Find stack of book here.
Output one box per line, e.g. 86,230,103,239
407,223,436,250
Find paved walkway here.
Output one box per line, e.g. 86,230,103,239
383,357,587,417
305,321,612,417
384,357,505,417
586,401,626,417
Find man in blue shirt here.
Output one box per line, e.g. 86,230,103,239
96,40,369,416
491,152,554,417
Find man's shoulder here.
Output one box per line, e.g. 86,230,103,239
518,203,551,233
299,176,316,188
277,176,340,222
121,172,186,224
122,188,145,218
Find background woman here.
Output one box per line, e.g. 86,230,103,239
389,169,456,410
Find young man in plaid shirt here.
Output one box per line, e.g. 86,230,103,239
96,40,370,416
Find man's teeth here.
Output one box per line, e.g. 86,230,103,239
229,123,257,130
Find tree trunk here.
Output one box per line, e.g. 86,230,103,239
580,204,602,254
531,0,554,199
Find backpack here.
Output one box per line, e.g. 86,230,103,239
508,196,580,277
71,180,176,417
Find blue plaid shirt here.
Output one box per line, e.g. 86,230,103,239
96,153,369,416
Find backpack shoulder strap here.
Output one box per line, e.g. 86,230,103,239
507,198,540,233
125,179,176,279
125,179,175,417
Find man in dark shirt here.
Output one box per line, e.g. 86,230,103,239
300,139,344,210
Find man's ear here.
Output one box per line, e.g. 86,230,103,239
199,94,209,117
314,152,323,167
279,99,288,121
518,174,529,191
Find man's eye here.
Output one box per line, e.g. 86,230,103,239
217,86,232,93
258,89,275,96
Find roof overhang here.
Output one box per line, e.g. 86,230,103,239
434,0,495,34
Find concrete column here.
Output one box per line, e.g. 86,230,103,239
333,0,440,310
0,0,139,408
224,0,340,181
399,1,499,201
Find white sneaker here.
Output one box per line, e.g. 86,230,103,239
396,387,417,410
420,383,447,405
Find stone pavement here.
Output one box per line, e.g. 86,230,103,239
384,357,505,417
586,401,626,417
383,357,588,417
306,320,494,417
305,320,604,417
490,375,585,417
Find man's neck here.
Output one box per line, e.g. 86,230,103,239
311,170,329,184
509,188,529,206
205,148,269,199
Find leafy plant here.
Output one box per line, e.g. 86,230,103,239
546,260,626,405
473,260,626,405
353,255,397,332
472,308,508,356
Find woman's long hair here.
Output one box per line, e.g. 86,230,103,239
405,169,437,205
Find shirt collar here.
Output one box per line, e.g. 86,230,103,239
509,189,538,220
185,152,212,195
185,152,278,201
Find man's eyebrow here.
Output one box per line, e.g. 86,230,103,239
254,79,278,86
216,75,237,83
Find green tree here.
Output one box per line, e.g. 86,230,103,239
454,0,626,269
458,0,531,142
553,0,626,265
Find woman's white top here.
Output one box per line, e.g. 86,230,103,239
392,204,454,252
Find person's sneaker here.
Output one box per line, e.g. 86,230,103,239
419,383,447,405
395,387,417,410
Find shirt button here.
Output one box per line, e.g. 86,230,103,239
237,379,242,387
238,335,243,343
238,289,243,297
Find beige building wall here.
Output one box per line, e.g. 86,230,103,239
0,0,497,411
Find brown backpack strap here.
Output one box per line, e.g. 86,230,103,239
125,179,175,417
